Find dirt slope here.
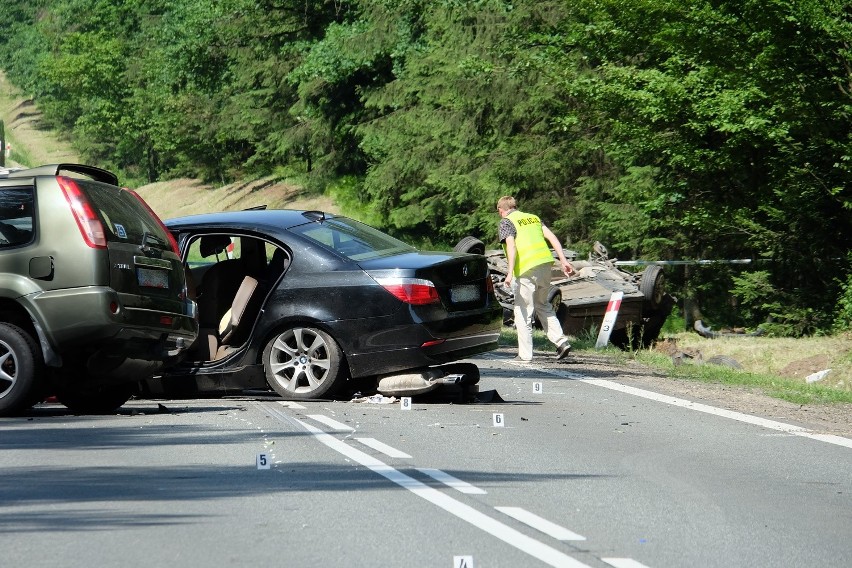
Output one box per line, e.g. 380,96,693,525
134,177,339,220
1,70,79,166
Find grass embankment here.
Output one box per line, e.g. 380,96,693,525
0,70,79,167
506,328,852,405
1,70,338,218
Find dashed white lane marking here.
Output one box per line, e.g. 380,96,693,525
416,468,488,495
277,401,306,409
355,437,412,459
296,418,592,568
306,414,354,431
500,358,852,450
495,507,586,541
602,558,651,568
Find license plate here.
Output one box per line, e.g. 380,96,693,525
450,284,480,303
137,267,169,289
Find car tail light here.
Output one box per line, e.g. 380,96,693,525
58,176,107,249
126,189,181,256
376,277,440,305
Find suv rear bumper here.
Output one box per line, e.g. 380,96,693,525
26,286,198,371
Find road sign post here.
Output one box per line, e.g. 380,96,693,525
595,291,623,349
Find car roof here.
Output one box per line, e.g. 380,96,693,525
165,209,339,232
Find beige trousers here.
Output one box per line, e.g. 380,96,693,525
512,262,568,360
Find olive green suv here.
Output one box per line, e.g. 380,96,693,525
0,164,198,415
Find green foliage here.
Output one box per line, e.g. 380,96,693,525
833,258,852,332
0,0,850,333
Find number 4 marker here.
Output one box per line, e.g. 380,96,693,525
454,556,474,568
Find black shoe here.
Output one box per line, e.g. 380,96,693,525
556,341,572,360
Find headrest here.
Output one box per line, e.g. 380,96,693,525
199,235,232,258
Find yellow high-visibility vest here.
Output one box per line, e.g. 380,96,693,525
504,210,554,276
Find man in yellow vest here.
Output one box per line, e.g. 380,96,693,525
497,196,575,361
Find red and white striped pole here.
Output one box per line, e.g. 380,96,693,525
595,291,623,349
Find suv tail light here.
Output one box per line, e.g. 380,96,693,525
58,176,107,249
376,277,440,305
126,189,181,256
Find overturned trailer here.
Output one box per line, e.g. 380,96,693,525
454,237,675,349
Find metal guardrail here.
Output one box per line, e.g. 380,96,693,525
614,259,757,266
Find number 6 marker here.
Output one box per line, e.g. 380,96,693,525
493,413,504,427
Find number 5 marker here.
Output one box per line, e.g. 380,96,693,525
256,453,271,470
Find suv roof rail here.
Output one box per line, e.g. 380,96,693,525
6,163,118,186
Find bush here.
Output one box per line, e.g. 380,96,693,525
834,268,852,332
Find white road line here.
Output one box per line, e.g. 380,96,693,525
296,419,592,568
277,401,306,409
495,507,586,541
578,378,852,449
355,437,412,459
306,414,354,431
602,558,651,568
417,468,488,495
515,363,852,450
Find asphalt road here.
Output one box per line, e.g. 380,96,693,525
2,353,851,568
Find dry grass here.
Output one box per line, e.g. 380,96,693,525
655,332,852,393
0,71,79,166
135,177,340,220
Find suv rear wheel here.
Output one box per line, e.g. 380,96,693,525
0,323,45,416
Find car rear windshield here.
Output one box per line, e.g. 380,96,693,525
79,180,173,251
290,216,416,261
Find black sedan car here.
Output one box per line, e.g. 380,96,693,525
146,209,502,400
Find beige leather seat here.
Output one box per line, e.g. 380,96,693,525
195,275,262,361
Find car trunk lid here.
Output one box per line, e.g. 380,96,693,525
359,252,493,312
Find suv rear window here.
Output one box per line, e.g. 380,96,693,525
77,180,172,251
0,186,35,247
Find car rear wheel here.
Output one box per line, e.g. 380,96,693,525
453,236,486,255
0,323,44,416
639,265,666,310
263,327,345,400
